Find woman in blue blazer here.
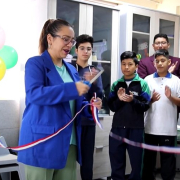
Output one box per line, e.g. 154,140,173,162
17,19,102,180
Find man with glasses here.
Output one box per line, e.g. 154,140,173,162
71,34,103,180
138,34,180,179
138,33,180,79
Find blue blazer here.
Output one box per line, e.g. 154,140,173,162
18,50,93,169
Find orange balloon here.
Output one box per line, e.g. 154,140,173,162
0,57,6,80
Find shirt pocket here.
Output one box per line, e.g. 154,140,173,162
31,125,56,158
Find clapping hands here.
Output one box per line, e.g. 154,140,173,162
151,86,171,103
165,85,171,99
117,87,133,102
151,90,160,103
83,68,98,83
168,61,178,74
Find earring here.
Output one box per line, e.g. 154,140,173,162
48,44,51,48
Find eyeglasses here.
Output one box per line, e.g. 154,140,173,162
154,41,168,46
78,46,92,52
54,35,76,46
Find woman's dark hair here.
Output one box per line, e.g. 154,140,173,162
153,33,169,43
154,49,169,59
75,34,94,49
39,19,73,54
120,51,139,65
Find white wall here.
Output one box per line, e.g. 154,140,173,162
0,0,48,146
117,0,157,10
157,0,180,14
119,0,180,15
117,0,158,9
0,0,48,100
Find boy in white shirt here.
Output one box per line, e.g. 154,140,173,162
142,49,180,180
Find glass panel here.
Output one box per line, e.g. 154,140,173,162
159,19,175,37
133,14,150,33
168,38,174,56
93,6,112,115
56,0,79,58
159,19,175,55
132,33,149,59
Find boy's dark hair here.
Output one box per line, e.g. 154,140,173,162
153,33,169,43
120,51,139,65
154,49,169,59
75,34,93,49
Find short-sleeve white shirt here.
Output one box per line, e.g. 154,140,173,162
144,72,180,136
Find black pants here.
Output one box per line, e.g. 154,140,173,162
109,127,144,180
80,125,96,180
142,133,176,180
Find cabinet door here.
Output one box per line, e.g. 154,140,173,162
56,0,80,58
92,5,113,115
130,7,156,59
57,1,79,34
93,8,120,116
155,12,179,57
120,6,156,60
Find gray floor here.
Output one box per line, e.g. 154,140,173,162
95,171,180,180
156,171,180,180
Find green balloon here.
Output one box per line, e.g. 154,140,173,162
0,45,18,69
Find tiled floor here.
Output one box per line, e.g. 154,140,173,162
156,171,180,180
95,171,180,180
1,171,180,180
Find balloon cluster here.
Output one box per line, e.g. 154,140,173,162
0,26,18,81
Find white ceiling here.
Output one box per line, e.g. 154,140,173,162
85,0,180,15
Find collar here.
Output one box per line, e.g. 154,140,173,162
120,73,139,82
41,50,70,71
76,63,94,69
153,72,172,78
124,76,135,82
55,64,65,71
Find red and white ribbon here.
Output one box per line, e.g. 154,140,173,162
91,93,103,129
92,107,103,129
110,132,180,154
0,103,102,151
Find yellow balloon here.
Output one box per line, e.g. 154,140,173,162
0,57,6,80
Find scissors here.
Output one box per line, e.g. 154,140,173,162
83,69,104,87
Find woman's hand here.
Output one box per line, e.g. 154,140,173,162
75,81,89,96
91,97,102,110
